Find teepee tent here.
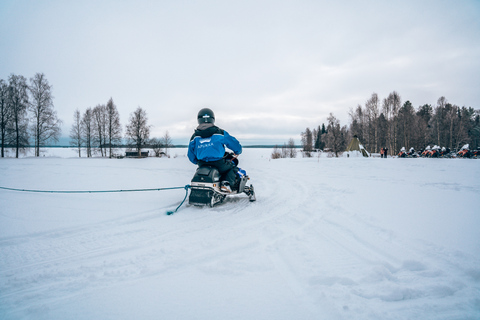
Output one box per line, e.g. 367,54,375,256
344,135,369,157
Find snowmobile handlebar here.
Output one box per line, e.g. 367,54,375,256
223,152,239,165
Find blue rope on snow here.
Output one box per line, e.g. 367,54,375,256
0,185,188,194
0,185,191,215
167,185,190,215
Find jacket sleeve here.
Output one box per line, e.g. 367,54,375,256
223,131,242,155
187,138,198,164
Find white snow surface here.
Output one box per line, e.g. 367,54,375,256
1,148,480,319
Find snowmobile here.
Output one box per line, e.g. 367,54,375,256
407,147,418,158
421,145,440,158
188,153,256,207
439,147,451,158
397,147,407,158
427,146,440,158
457,144,472,158
421,146,431,157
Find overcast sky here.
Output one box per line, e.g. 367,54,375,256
1,0,479,145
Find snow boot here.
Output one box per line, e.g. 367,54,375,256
220,181,232,193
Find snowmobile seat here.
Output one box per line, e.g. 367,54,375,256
191,166,221,183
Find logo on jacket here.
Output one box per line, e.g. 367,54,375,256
199,138,211,144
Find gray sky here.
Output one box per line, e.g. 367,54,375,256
1,0,479,145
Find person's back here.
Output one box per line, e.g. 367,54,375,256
188,108,242,192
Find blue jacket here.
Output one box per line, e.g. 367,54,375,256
188,123,242,164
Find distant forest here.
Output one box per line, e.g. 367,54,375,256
298,92,480,157
2,74,479,158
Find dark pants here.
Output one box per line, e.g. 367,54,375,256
198,158,238,189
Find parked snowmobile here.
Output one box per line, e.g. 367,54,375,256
398,147,407,158
421,146,431,157
457,144,472,158
439,147,451,158
427,145,441,158
188,153,256,207
407,147,418,158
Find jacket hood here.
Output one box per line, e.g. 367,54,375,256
195,123,222,138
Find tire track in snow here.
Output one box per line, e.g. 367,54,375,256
2,177,289,310
221,158,480,318
1,203,243,303
233,160,343,316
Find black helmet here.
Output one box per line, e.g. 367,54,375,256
197,108,215,125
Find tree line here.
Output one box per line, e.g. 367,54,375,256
69,104,173,158
0,73,172,158
3,76,478,159
299,92,480,157
1,73,62,158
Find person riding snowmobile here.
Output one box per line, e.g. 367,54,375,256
187,108,242,193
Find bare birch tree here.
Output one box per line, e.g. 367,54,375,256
326,113,346,157
151,137,165,157
365,93,380,152
92,104,107,156
8,74,29,158
381,92,402,155
162,130,172,157
287,138,297,158
301,127,313,157
388,91,402,154
70,109,83,157
125,107,151,157
382,97,392,154
446,104,458,149
28,73,62,156
0,79,11,157
349,105,365,144
82,108,93,157
106,98,122,158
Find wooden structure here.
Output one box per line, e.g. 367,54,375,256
125,151,149,158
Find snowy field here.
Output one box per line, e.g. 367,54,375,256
1,148,479,320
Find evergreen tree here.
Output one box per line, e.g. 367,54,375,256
397,101,415,150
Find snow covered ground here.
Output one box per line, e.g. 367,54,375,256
1,148,479,319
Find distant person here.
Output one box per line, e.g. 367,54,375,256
380,148,384,158
384,148,388,158
187,108,242,193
